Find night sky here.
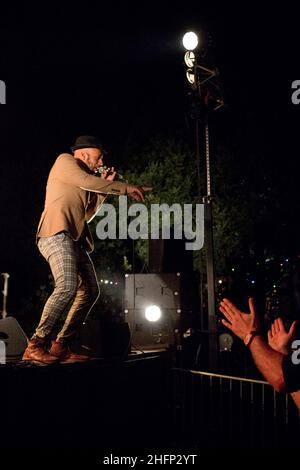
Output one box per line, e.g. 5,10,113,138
0,3,300,315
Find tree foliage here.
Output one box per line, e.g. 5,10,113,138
91,136,284,279
91,137,195,273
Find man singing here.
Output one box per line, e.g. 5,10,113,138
23,135,146,364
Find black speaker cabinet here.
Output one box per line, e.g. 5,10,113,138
124,273,181,350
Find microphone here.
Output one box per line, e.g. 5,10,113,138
95,166,153,193
94,165,126,181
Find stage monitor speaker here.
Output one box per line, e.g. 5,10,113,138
124,273,181,350
0,317,28,359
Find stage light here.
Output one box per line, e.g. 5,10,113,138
186,69,195,84
182,32,198,51
145,305,162,322
124,273,182,350
184,50,195,67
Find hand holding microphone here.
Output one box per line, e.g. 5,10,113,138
100,166,116,181
95,165,153,201
94,165,124,181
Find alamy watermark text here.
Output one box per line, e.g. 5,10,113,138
95,197,204,251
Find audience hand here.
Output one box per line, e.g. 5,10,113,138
219,297,260,341
267,318,297,355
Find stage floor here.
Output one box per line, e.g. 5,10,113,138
0,349,173,453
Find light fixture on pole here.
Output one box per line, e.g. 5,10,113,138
182,32,199,51
182,30,224,371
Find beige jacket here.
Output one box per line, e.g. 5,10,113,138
37,153,127,252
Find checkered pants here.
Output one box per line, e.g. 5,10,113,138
33,232,100,343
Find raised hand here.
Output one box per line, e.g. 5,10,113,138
219,297,260,341
267,318,297,355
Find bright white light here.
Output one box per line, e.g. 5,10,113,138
186,69,195,84
182,32,198,51
184,51,195,67
145,305,162,322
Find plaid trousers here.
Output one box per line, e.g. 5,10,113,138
33,232,100,343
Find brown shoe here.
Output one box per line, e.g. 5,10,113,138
22,339,59,365
49,341,89,364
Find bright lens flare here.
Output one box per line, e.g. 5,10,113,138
145,305,162,322
182,32,198,51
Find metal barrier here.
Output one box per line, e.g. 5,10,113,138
172,368,300,450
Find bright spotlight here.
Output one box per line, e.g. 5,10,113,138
184,51,195,67
145,305,162,322
182,31,198,51
186,69,195,84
